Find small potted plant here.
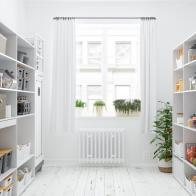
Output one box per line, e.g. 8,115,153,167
131,99,141,116
113,99,126,116
93,100,106,117
75,99,86,117
151,101,172,173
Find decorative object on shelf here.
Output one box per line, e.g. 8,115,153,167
0,33,7,55
175,79,184,92
5,105,11,118
188,44,196,62
75,99,85,117
17,67,30,91
17,142,31,164
0,94,6,119
17,96,31,115
113,99,141,117
0,69,17,89
186,143,196,166
151,101,172,173
176,112,183,124
189,73,196,90
176,48,183,68
93,100,106,117
17,51,29,64
187,118,193,128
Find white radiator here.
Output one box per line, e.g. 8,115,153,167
79,128,124,164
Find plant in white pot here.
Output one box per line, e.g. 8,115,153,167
75,99,86,117
151,101,172,173
93,100,106,117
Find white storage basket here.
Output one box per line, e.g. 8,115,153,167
0,33,7,54
17,142,31,163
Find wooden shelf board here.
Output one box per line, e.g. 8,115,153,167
17,90,35,94
17,113,35,119
17,61,35,71
17,154,34,168
0,168,16,182
184,160,196,170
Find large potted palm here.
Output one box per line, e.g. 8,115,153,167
151,102,172,173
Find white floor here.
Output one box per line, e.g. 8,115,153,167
22,167,188,196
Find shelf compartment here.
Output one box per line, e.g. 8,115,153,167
17,154,34,168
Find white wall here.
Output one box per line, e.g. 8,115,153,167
22,1,196,166
0,0,25,34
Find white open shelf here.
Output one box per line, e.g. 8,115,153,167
173,32,196,196
0,22,36,196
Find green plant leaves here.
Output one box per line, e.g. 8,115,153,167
150,102,172,161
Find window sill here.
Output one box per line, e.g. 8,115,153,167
76,115,141,119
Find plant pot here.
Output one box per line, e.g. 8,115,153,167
95,106,103,117
158,159,172,173
76,108,83,117
129,111,141,117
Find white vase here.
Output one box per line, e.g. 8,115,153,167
96,106,103,117
158,159,172,173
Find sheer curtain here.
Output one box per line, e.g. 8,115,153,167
51,18,76,133
141,18,157,133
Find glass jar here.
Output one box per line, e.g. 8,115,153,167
177,113,183,124
188,44,196,62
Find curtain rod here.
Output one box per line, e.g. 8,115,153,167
53,17,156,20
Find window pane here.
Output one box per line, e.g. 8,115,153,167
115,85,131,99
87,85,102,99
76,42,83,66
116,42,131,65
88,42,102,66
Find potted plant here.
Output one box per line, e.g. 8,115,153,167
151,101,172,173
93,100,106,116
113,99,141,117
75,99,86,117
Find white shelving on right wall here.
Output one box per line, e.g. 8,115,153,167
173,33,196,195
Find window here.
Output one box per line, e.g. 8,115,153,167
76,20,140,116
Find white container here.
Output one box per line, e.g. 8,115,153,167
17,177,25,195
24,170,32,185
0,33,7,54
0,174,13,187
6,105,11,118
3,184,13,196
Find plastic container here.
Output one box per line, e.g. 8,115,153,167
0,149,12,173
0,174,13,187
177,113,184,124
17,68,24,79
17,78,23,90
3,184,13,196
174,141,184,158
24,169,32,185
0,153,4,174
17,51,26,63
0,33,7,55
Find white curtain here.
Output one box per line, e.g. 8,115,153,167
141,18,157,133
51,18,76,133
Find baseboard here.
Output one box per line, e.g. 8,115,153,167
44,159,156,168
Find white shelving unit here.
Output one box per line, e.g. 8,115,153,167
173,33,196,195
0,22,36,196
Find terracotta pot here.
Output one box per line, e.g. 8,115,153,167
158,159,172,173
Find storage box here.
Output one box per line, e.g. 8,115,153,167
24,169,32,185
17,174,25,194
0,174,13,187
0,33,7,55
0,148,12,173
0,94,6,119
3,184,13,196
